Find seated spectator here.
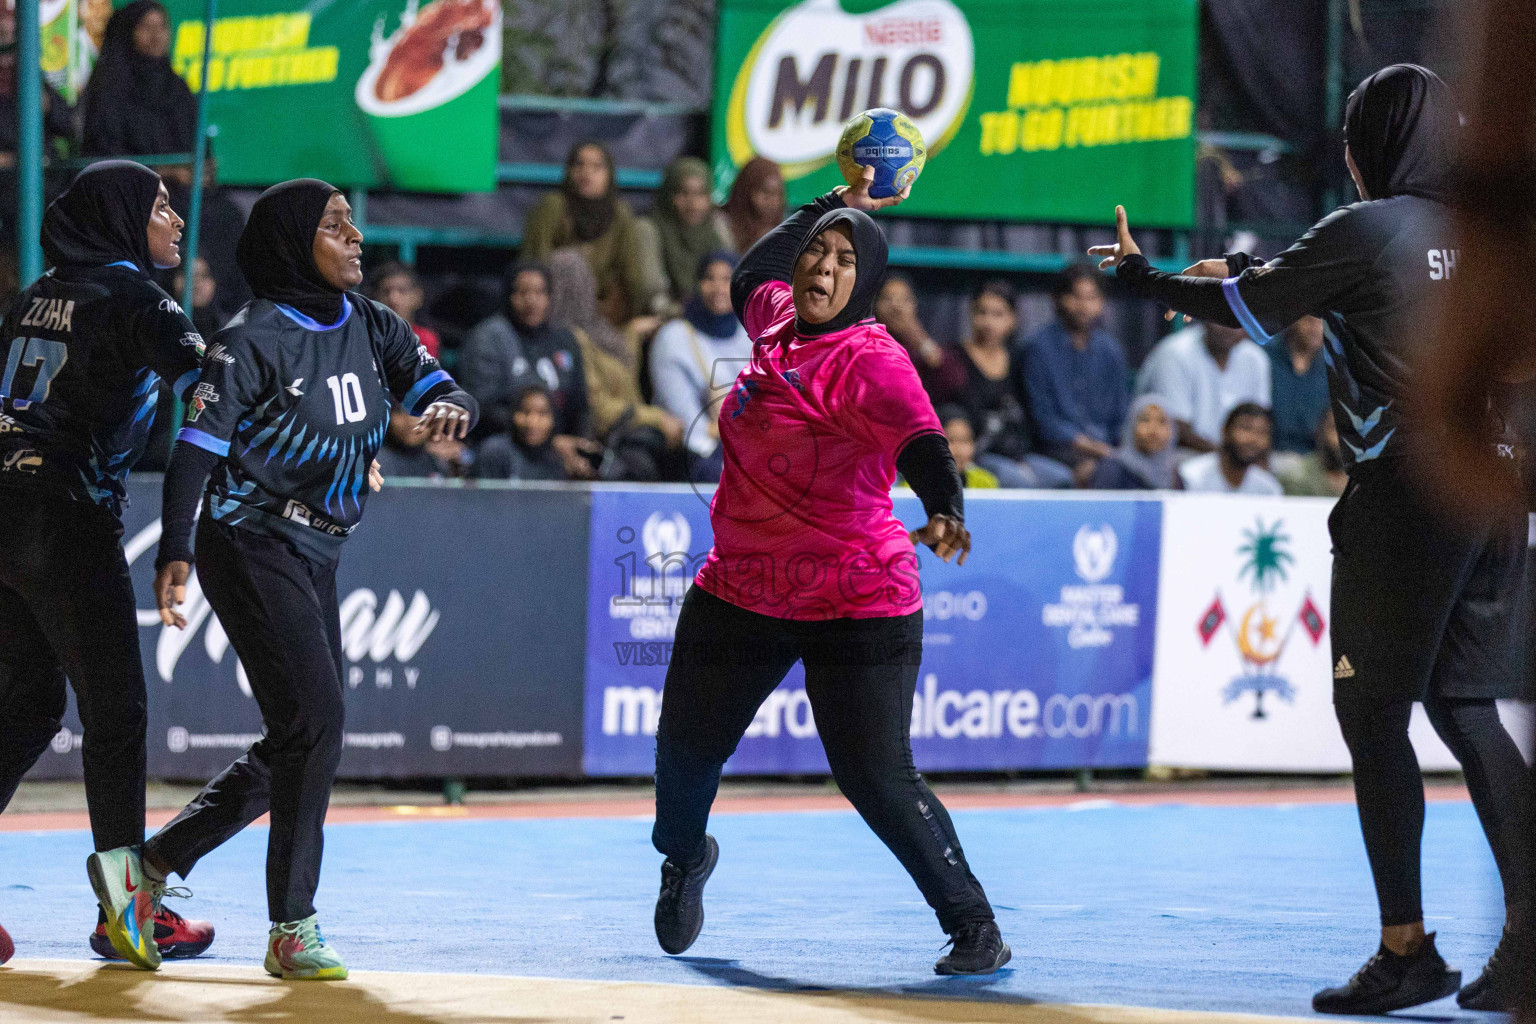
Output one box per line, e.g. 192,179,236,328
937,406,998,488
459,260,601,478
368,261,439,358
80,1,196,181
1021,263,1129,479
636,157,733,316
1278,408,1348,497
1178,403,1283,495
548,248,683,482
170,255,221,340
474,385,569,481
874,274,965,405
649,252,751,483
721,156,786,253
375,408,473,480
1136,321,1270,451
1268,315,1329,459
958,280,1073,489
1089,394,1178,490
522,141,648,325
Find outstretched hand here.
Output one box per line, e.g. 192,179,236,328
834,164,910,213
1086,205,1142,271
909,513,971,565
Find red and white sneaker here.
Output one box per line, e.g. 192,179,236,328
0,921,14,964
89,888,215,960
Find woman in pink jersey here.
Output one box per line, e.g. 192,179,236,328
649,168,1009,976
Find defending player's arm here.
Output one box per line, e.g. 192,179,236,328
1090,205,1370,341
375,304,479,441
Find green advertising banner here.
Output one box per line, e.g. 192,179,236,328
154,0,501,192
713,0,1197,226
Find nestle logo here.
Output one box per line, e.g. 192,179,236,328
863,17,942,45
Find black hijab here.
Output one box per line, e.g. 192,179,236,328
41,160,162,271
236,178,344,324
791,207,888,337
80,1,196,156
562,143,618,243
1344,64,1458,203
502,259,554,339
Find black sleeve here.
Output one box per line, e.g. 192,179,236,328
375,300,480,430
731,192,847,322
896,431,964,523
130,286,205,401
1115,255,1243,329
155,440,220,568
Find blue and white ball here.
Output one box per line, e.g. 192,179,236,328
836,108,927,199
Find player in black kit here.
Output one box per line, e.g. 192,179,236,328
0,160,215,970
1092,66,1531,1014
146,179,477,979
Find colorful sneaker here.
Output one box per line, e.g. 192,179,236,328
0,921,13,964
265,915,348,980
89,887,215,961
85,847,160,970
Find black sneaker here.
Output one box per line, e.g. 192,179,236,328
1313,933,1461,1014
934,920,1011,975
1458,927,1531,1011
654,834,718,956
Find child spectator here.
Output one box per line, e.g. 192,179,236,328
368,261,440,358
1278,408,1348,497
375,408,473,480
1021,264,1129,477
874,274,965,405
958,280,1073,488
80,1,196,178
636,157,733,314
648,252,751,483
939,407,999,489
522,141,648,325
1089,394,1178,490
1178,402,1283,494
720,157,786,253
1136,322,1269,451
474,386,569,481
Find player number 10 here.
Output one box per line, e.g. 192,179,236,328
325,372,367,425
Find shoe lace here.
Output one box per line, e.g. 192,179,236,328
659,860,686,899
152,886,193,920
276,918,327,948
944,921,990,952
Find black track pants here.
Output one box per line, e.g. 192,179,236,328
652,585,995,934
147,517,345,923
0,492,146,852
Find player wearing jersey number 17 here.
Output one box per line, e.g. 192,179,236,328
145,180,477,980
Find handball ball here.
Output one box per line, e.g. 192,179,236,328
836,108,926,199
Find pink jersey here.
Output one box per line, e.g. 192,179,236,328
694,281,941,620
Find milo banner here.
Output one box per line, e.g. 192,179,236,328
582,489,1160,776
713,0,1197,226
154,0,501,191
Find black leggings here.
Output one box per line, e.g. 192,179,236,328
147,518,346,923
1335,693,1531,928
652,586,995,934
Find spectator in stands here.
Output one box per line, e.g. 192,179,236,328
721,157,785,253
1089,394,1178,490
0,3,74,173
375,407,473,480
938,406,998,488
957,280,1073,488
368,261,439,358
636,157,732,316
548,247,683,482
474,385,570,481
1021,264,1129,480
1278,408,1348,497
1136,321,1269,451
170,255,221,340
77,0,114,88
1268,314,1329,459
875,273,965,405
80,1,197,181
649,252,751,483
1178,402,1283,494
522,141,648,326
459,260,601,478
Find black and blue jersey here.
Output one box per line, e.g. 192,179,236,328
179,293,471,560
0,261,202,515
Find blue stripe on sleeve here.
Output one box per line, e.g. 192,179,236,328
1221,277,1272,344
403,369,452,415
172,368,200,400
177,427,230,457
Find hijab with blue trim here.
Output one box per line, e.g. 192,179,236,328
41,160,161,272
236,178,345,324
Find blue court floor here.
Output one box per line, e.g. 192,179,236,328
0,799,1510,1019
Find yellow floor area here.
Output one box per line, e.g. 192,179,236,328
0,960,1314,1024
